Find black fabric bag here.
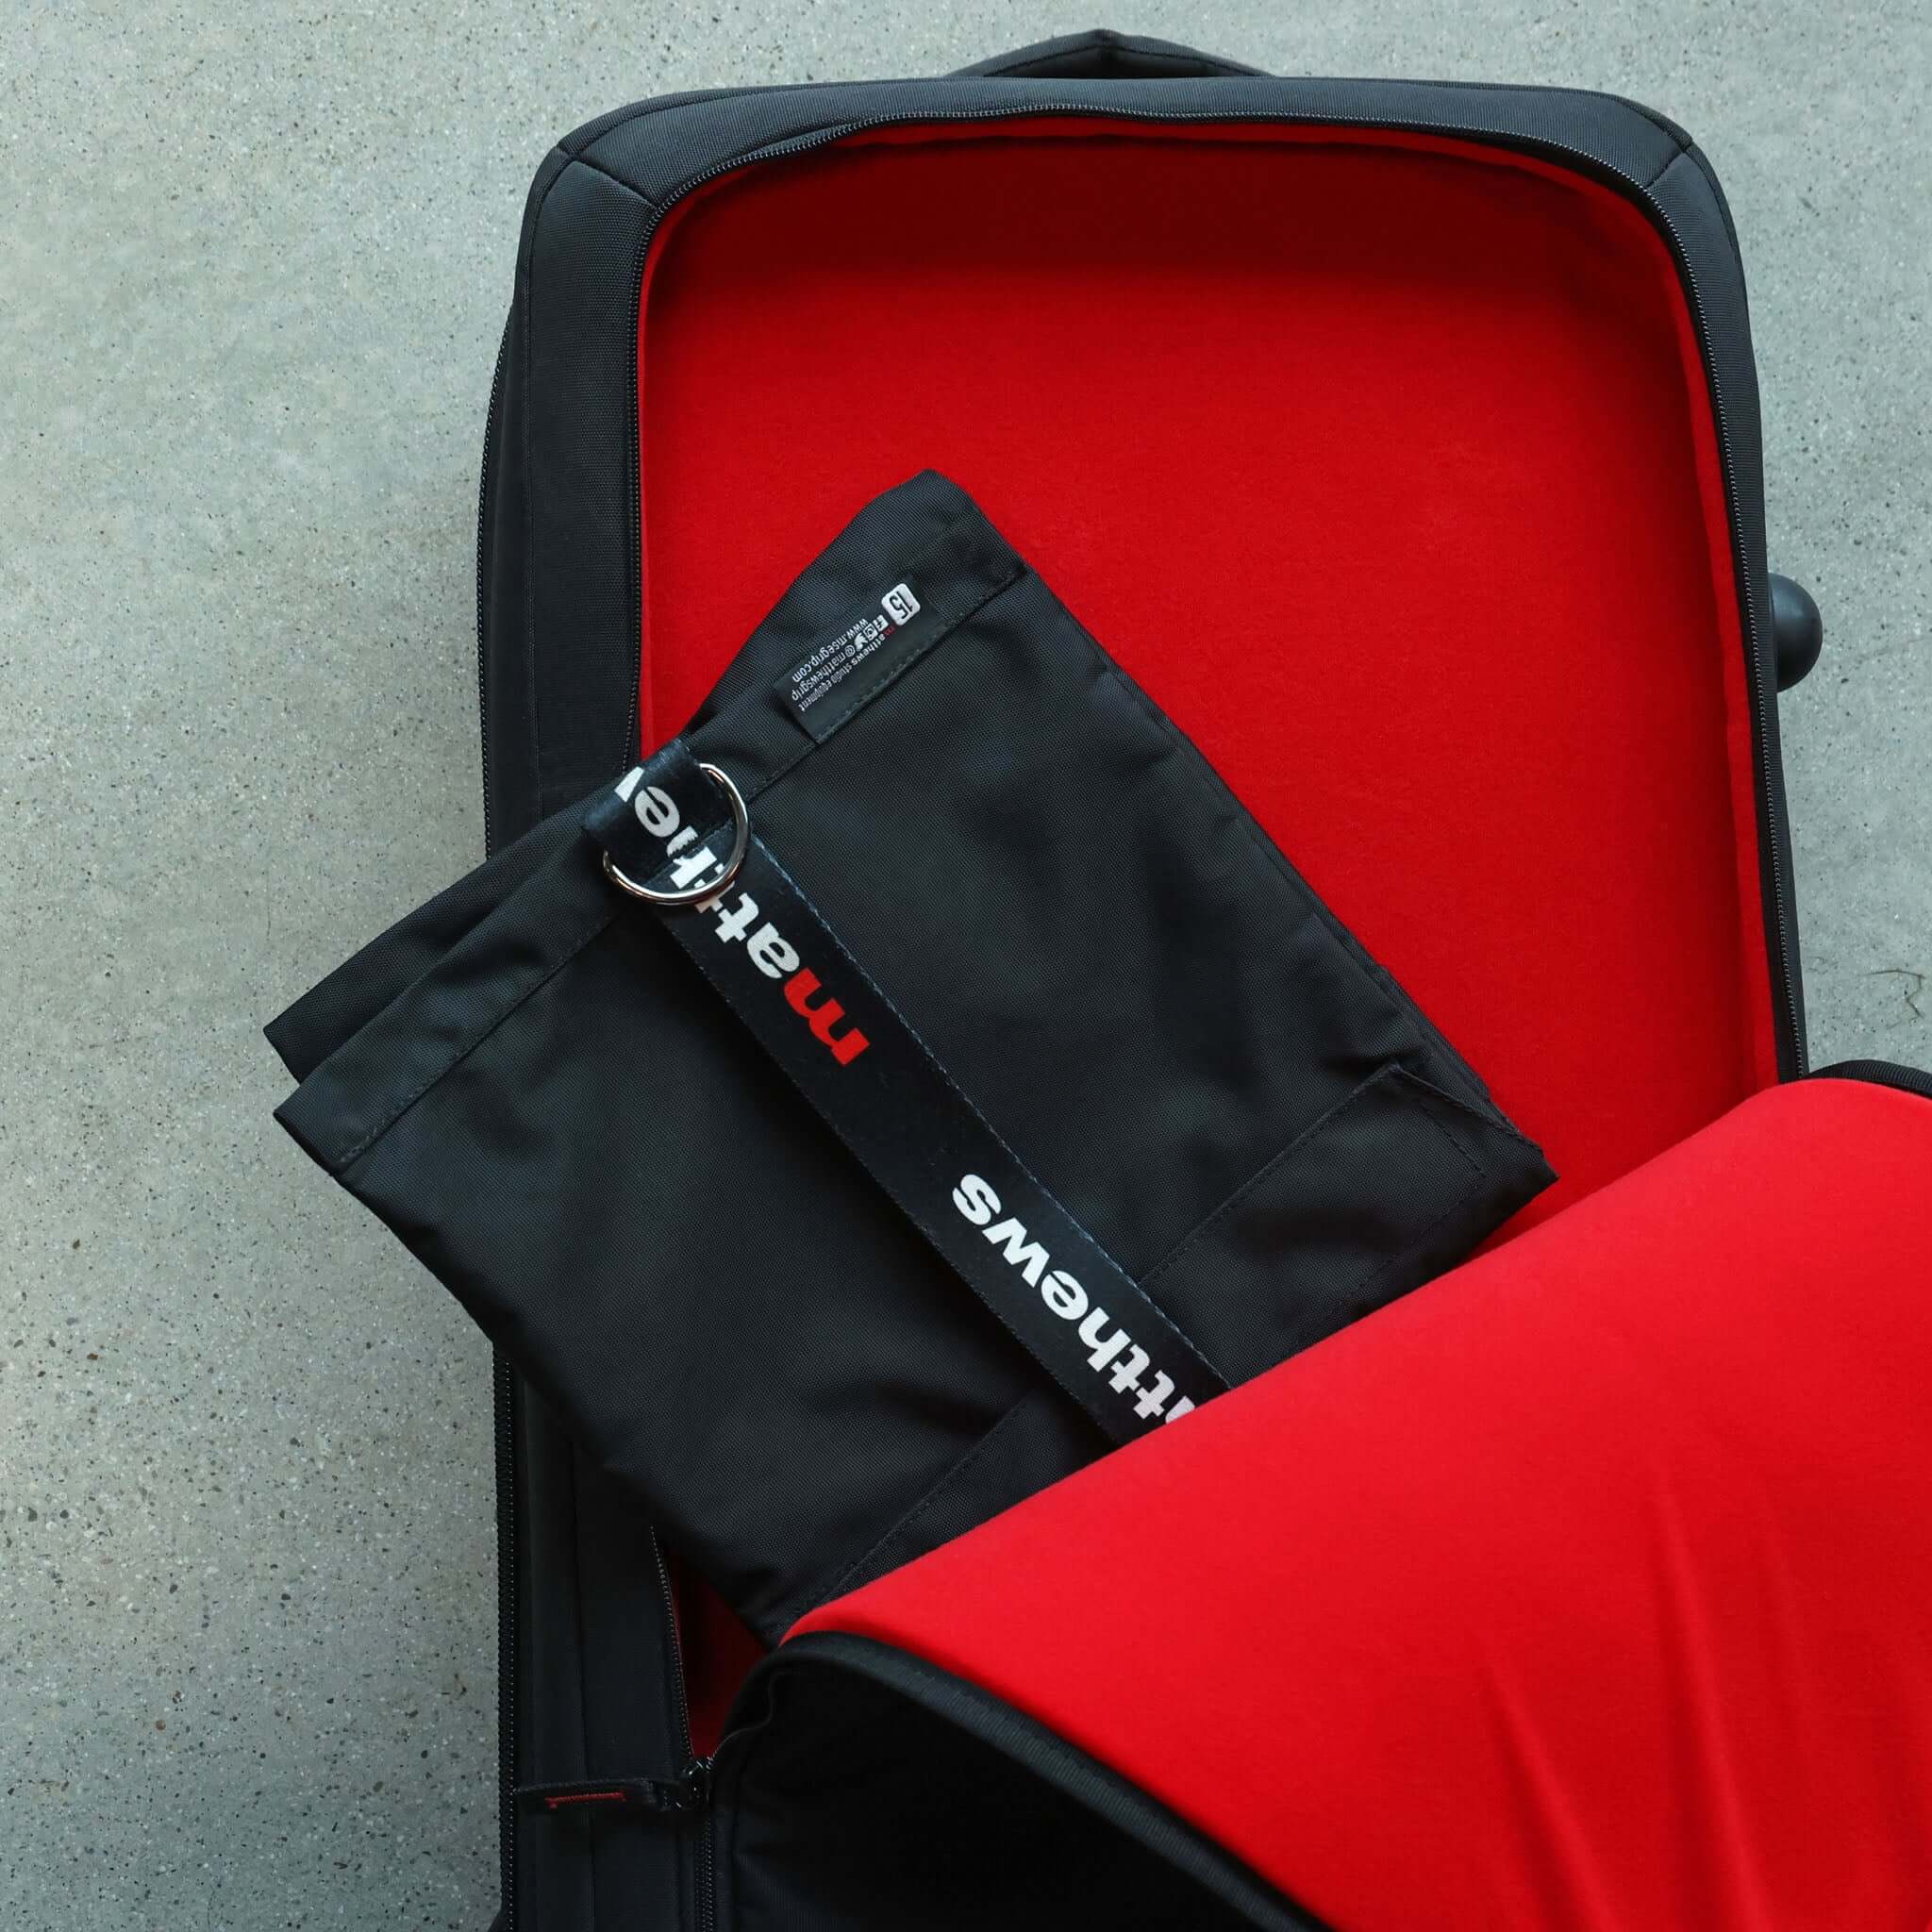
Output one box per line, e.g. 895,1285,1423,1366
272,471,1552,1643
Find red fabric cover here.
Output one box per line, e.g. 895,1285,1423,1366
635,119,1777,1233
797,1077,1932,1932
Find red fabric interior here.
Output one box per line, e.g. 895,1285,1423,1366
637,119,1778,1229
633,120,1785,1737
665,1549,764,1758
800,1078,1932,1931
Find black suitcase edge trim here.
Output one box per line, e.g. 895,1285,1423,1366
716,1629,1334,1931
1807,1058,1932,1101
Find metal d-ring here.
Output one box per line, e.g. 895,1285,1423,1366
601,761,750,908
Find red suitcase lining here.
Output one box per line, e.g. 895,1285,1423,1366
627,117,1787,1765
793,1075,1932,1930
631,118,1777,1240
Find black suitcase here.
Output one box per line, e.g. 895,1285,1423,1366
456,31,1932,1932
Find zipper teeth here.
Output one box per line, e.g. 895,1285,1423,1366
492,1353,519,1929
475,315,516,1929
477,318,508,860
650,1538,717,1931
697,1790,716,1932
620,98,1806,1080
651,1535,696,1761
1636,195,1805,1075
1808,1058,1932,1100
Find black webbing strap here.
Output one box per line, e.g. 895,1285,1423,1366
583,740,1228,1447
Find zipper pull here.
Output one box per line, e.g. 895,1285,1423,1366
675,1755,713,1813
516,1763,712,1817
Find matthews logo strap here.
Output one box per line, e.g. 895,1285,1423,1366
583,740,1228,1449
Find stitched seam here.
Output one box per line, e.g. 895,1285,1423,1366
771,1393,1037,1632
1141,1069,1395,1288
1136,1066,1468,1291
1395,1061,1546,1155
577,108,854,189
563,86,773,160
1143,1066,1483,1291
1338,1120,1493,1314
566,148,667,206
994,48,1254,77
334,901,616,1172
1641,144,1688,194
563,1455,598,1888
516,159,558,818
1063,604,1462,1099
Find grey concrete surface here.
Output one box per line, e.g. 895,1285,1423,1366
1,3,1925,1925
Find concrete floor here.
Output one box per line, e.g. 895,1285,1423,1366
2,3,1925,1925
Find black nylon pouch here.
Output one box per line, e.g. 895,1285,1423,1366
272,472,1553,1642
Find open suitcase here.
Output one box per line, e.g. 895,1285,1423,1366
468,30,1932,1930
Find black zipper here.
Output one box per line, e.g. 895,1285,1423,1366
616,98,1807,1084
476,316,508,860
475,314,522,1929
1808,1058,1932,1101
491,1352,520,1929
649,1535,718,1931
1638,189,1807,1076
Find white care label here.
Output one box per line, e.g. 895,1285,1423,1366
777,582,925,741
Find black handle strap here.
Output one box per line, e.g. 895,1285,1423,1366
954,28,1264,82
585,741,1229,1449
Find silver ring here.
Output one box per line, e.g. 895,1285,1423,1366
602,762,750,907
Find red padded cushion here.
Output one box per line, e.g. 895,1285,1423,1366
799,1078,1932,1932
636,120,1777,1231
